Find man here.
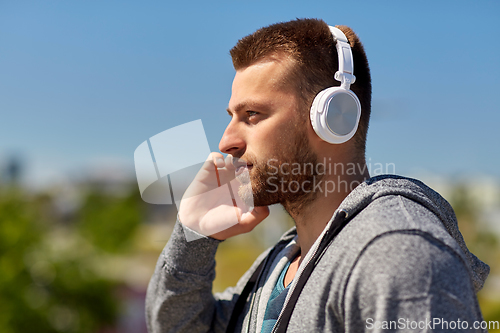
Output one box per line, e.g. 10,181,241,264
146,18,489,332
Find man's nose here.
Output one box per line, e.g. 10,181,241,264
219,120,245,155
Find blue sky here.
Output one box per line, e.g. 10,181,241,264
1,1,499,187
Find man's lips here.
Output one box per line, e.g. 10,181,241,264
229,155,253,176
236,164,250,172
235,162,252,176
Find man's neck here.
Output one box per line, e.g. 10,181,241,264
287,164,370,261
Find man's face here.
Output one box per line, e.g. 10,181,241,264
220,56,321,209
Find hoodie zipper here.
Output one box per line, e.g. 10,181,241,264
271,209,349,333
270,236,323,333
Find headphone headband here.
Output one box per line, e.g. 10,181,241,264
329,26,356,90
309,25,361,145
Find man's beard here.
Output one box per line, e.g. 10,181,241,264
237,128,323,217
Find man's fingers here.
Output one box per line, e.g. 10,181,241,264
209,206,270,240
224,154,236,171
210,152,225,168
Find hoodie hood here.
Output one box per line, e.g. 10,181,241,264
337,174,490,292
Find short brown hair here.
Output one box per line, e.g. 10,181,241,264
230,18,371,154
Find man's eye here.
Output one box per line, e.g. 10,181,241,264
247,111,258,117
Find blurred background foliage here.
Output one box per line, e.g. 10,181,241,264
0,172,499,332
0,187,119,332
0,174,153,333
77,189,143,254
449,183,500,331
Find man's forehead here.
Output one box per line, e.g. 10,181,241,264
228,64,295,113
232,55,296,92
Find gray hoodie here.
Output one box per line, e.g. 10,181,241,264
145,175,490,332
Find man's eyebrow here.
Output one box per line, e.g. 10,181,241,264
226,101,270,115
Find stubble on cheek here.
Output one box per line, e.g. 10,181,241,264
241,128,322,211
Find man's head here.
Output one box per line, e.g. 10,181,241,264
229,18,371,154
221,54,320,213
220,19,371,213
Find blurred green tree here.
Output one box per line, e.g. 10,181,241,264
0,184,143,333
77,186,143,253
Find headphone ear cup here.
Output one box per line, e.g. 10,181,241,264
310,87,361,144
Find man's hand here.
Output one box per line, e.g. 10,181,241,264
178,152,269,240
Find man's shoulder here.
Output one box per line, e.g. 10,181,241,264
345,193,466,266
324,175,489,294
315,192,467,290
352,193,451,237
335,175,462,253
337,193,463,258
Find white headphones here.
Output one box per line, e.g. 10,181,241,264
310,26,361,144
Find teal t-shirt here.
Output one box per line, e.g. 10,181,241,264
260,261,292,333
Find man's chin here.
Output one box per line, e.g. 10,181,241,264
237,182,255,207
250,187,281,207
235,181,278,208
